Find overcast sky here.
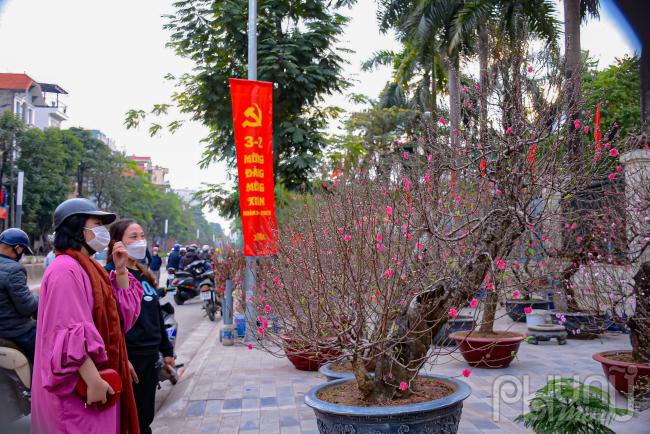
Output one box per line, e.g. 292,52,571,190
0,0,640,232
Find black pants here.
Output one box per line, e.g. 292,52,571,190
129,352,159,434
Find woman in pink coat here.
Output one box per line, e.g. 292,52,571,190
32,199,143,434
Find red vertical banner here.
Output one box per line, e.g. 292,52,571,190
230,78,278,256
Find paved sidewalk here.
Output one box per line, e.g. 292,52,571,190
152,315,650,434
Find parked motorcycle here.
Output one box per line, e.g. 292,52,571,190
200,270,222,322
168,260,213,305
0,338,31,424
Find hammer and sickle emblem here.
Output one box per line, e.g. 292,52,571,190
242,103,262,128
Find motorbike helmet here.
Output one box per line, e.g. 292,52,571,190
0,228,34,255
54,198,116,230
202,245,210,252
173,243,181,251
186,245,198,254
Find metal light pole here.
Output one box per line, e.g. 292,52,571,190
244,0,258,344
163,218,168,251
15,171,23,229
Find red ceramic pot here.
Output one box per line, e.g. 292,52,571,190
451,331,524,369
592,350,650,397
281,335,340,371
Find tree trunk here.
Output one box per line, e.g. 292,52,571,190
641,50,650,135
446,53,461,147
629,262,650,363
564,0,583,159
478,25,489,146
479,291,498,333
431,50,437,113
365,209,523,402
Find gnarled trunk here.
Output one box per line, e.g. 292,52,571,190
629,262,650,363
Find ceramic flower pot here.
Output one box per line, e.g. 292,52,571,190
551,311,604,339
281,335,340,372
525,309,550,327
592,350,650,397
319,361,355,382
451,331,524,369
432,315,476,347
505,299,553,322
304,374,471,434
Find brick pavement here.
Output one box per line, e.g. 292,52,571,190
152,313,650,434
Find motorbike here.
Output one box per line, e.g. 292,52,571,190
199,270,222,322
168,260,216,307
157,298,182,385
0,337,31,424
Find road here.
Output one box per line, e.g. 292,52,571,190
7,270,211,434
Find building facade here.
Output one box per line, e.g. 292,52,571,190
0,73,68,129
126,155,170,187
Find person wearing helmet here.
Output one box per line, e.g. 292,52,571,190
167,243,181,270
179,244,199,269
0,228,38,363
31,198,143,434
199,244,211,260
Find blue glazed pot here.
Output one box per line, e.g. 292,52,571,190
304,374,471,434
319,361,355,382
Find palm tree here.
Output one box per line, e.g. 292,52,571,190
564,0,600,156
450,0,559,140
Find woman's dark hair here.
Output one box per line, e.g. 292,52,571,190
107,218,156,287
54,214,87,251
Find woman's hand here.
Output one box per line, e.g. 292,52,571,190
163,356,176,369
86,377,114,405
113,241,128,271
128,361,139,384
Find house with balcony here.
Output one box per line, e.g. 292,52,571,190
126,155,170,187
0,73,69,129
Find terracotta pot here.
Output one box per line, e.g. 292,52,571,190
451,331,524,369
592,350,650,397
281,335,340,371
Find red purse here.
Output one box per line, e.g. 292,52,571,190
75,368,122,408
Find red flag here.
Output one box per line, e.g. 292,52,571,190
479,158,487,177
594,103,602,155
528,143,537,167
230,78,278,256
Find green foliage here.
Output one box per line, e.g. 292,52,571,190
515,378,630,434
17,129,82,236
130,0,351,194
3,121,219,246
582,54,641,140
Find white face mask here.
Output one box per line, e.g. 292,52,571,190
127,240,147,260
84,226,110,253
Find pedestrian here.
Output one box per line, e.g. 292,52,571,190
105,219,175,434
0,228,38,363
167,244,181,270
32,198,143,434
149,246,162,283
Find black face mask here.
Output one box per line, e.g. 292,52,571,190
12,246,23,262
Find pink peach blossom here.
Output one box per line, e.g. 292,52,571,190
512,290,521,299
399,381,408,391
448,308,458,318
462,369,472,378
609,149,619,157
496,259,506,270
469,298,478,308
524,307,533,315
